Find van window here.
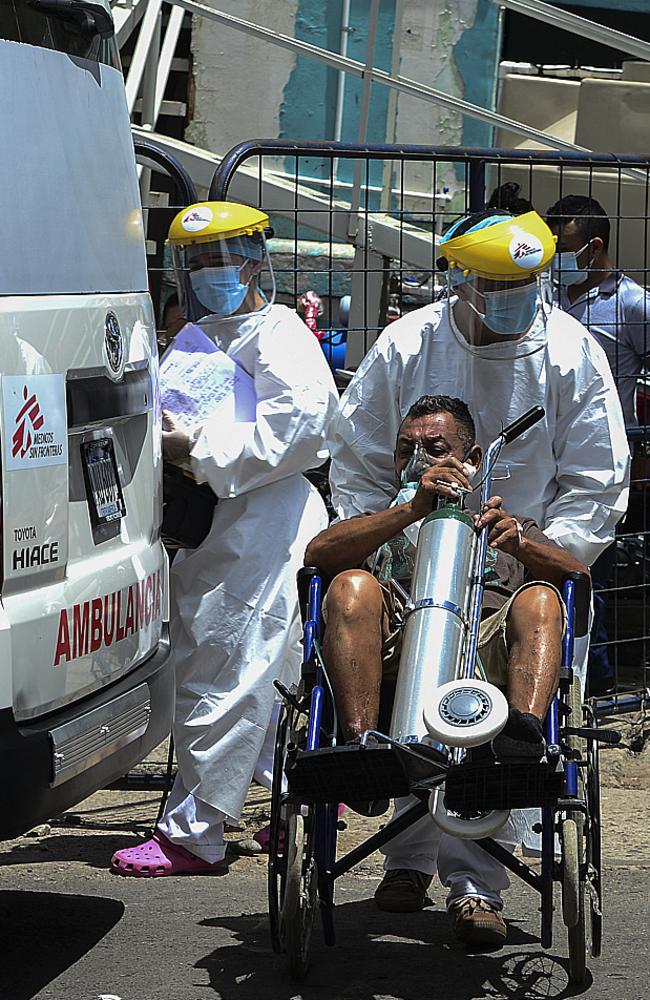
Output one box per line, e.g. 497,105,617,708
0,0,120,68
0,35,147,296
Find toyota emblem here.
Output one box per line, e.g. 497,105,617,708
104,312,124,378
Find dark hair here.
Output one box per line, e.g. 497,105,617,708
545,195,610,251
443,207,513,241
403,395,476,451
487,181,533,215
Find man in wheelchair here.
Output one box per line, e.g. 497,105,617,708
305,393,588,944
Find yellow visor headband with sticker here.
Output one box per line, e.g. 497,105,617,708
439,211,557,282
168,201,270,247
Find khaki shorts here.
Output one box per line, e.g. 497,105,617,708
375,580,566,682
475,581,567,685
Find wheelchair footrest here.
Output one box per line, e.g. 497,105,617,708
444,760,564,812
286,744,412,803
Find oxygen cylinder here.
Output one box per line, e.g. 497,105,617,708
389,505,477,744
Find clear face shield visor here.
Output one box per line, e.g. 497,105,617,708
171,231,275,321
447,268,553,355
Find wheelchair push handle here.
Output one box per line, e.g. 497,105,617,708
465,404,547,685
501,406,545,446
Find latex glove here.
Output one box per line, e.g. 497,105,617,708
162,410,191,466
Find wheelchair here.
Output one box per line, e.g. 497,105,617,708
267,412,620,984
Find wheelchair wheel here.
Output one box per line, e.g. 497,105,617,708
563,679,588,985
268,700,291,954
282,804,318,979
267,691,318,978
586,708,603,958
561,816,583,929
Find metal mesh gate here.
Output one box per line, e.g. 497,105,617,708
145,139,650,712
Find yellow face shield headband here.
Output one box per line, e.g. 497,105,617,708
439,211,557,283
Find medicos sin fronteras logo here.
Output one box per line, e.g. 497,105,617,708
3,374,68,471
509,231,544,270
181,206,213,232
12,385,44,459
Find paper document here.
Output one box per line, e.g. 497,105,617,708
160,322,256,430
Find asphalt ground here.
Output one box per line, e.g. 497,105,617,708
1,760,649,1000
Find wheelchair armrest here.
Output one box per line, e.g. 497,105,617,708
563,571,591,639
297,566,323,625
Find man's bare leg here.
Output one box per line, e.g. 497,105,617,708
322,570,386,741
505,585,564,719
491,585,564,760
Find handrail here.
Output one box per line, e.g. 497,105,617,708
166,0,589,155
119,0,650,196
122,0,650,182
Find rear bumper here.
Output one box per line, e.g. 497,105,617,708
0,627,173,841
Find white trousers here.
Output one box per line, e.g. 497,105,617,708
157,706,279,863
383,796,517,911
158,773,227,863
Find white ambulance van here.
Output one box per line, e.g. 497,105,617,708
0,0,173,839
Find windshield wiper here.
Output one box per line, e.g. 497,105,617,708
27,0,114,39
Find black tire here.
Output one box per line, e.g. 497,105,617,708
268,701,291,954
561,816,581,929
567,887,587,986
267,690,317,977
564,679,588,985
586,708,603,958
282,807,318,979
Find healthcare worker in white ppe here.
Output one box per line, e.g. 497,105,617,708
328,208,629,944
111,201,338,876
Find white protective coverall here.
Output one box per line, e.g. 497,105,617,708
328,297,629,906
159,304,338,862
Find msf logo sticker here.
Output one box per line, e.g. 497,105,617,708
181,205,213,232
509,232,544,270
3,374,68,471
12,386,44,459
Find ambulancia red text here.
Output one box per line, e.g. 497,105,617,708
53,570,163,666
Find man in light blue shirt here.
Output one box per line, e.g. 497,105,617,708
546,194,650,427
546,194,649,692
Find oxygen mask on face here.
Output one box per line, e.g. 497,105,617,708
393,442,433,547
401,441,433,486
401,441,476,500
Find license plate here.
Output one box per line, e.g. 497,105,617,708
82,438,126,524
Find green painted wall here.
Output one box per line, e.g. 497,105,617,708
279,0,395,195
453,0,501,149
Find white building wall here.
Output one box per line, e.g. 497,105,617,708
390,1,484,206
187,0,298,157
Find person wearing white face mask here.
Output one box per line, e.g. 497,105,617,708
327,207,629,943
111,201,338,877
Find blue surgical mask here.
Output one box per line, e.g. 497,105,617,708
551,242,591,288
189,265,249,317
481,283,539,335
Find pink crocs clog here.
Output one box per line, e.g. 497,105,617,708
111,831,228,877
